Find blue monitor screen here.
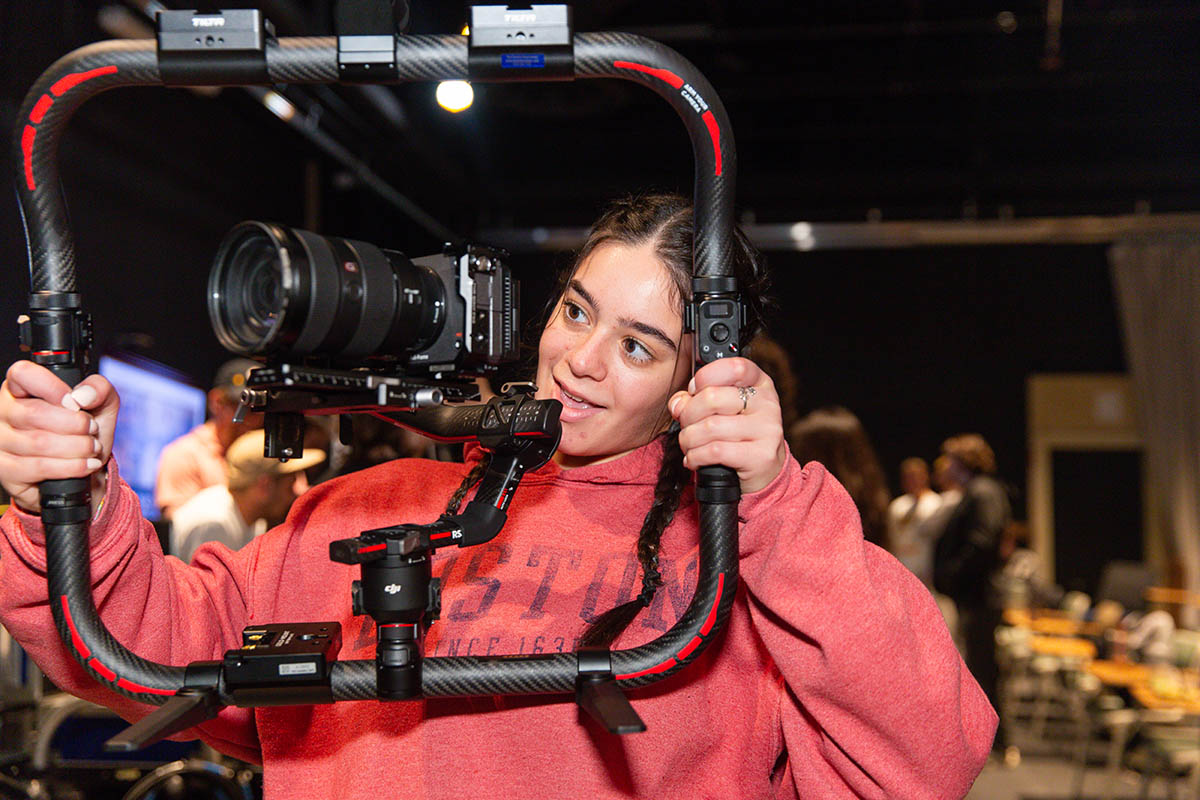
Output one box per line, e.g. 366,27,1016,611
99,355,207,520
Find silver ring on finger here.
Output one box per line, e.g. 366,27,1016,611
737,385,757,414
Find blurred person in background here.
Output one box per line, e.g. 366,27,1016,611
788,406,891,550
932,453,964,505
154,358,263,520
744,333,800,433
887,457,943,587
170,429,324,563
933,433,1011,750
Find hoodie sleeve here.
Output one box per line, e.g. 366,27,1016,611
0,461,263,763
737,456,996,799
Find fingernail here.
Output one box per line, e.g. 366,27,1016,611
89,418,99,435
71,385,98,407
669,396,682,417
86,458,102,470
92,438,101,454
687,378,696,394
60,394,80,412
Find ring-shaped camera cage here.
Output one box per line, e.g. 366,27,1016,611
12,5,744,742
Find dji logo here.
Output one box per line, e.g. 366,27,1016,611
191,17,226,27
384,584,403,595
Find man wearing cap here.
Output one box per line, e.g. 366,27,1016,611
154,358,263,520
170,429,324,563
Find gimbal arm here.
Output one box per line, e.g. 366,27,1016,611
15,22,741,711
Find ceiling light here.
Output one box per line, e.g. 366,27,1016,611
261,90,297,122
436,80,474,113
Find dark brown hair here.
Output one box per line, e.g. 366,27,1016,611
788,406,891,550
941,433,997,476
449,192,769,650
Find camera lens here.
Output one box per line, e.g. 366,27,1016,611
208,222,295,355
208,222,447,363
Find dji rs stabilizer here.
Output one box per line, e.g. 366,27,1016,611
14,3,744,747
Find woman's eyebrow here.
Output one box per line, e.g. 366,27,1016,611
567,279,678,353
625,320,678,353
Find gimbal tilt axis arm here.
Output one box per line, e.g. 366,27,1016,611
13,4,743,740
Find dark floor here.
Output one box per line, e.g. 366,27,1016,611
967,750,1191,800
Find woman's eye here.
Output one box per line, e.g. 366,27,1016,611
622,338,652,362
563,301,587,324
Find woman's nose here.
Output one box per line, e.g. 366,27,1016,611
565,331,606,380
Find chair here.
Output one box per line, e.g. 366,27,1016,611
1097,561,1160,614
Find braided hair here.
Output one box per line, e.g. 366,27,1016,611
443,192,769,649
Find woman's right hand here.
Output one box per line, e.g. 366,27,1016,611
0,361,119,513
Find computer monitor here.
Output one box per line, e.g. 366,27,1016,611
98,355,207,521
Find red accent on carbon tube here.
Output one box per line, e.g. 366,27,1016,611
88,659,117,682
430,531,452,541
358,543,386,555
60,596,91,660
21,125,37,191
613,60,684,89
117,678,175,696
701,110,722,177
50,65,118,97
700,573,725,636
30,94,53,124
677,635,704,661
616,657,677,681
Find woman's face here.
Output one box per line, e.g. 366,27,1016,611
536,241,692,468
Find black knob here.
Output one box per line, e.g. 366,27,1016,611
710,323,730,343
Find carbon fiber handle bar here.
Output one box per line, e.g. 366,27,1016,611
13,30,741,706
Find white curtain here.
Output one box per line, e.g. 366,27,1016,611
1110,235,1200,628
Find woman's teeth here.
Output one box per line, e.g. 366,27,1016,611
561,389,594,408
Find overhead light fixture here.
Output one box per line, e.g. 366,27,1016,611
789,221,816,251
261,90,297,122
436,80,474,113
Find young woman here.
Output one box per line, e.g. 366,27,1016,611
0,194,995,799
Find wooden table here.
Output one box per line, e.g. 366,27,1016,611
1145,586,1200,607
1029,635,1097,660
1129,677,1200,715
1004,608,1106,637
1088,659,1152,688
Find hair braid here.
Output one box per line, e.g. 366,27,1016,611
444,460,488,515
578,425,690,649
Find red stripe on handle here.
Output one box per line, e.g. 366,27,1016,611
701,110,722,177
676,635,704,661
117,678,175,696
30,94,53,124
50,65,118,97
21,125,37,191
88,658,117,682
430,531,452,541
358,543,386,554
613,60,684,89
616,657,678,681
60,596,92,660
699,573,725,636
61,597,174,695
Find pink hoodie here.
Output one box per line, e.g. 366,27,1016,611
0,440,995,799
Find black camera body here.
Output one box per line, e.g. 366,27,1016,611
406,246,518,375
208,222,519,377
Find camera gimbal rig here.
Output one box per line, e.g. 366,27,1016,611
14,2,744,748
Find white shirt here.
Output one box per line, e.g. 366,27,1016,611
886,491,944,586
170,484,265,563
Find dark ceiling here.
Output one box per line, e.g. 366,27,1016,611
1,0,1195,497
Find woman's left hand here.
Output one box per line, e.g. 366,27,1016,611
668,356,788,494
